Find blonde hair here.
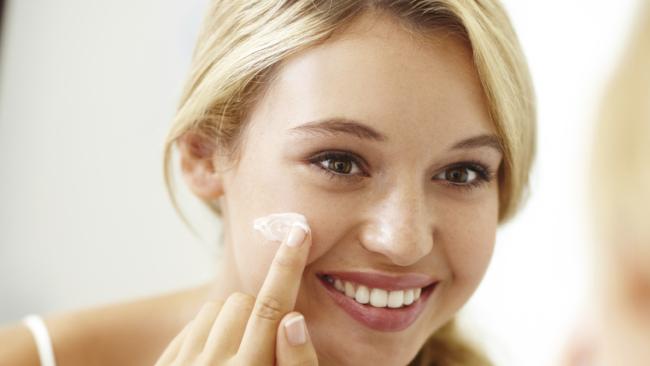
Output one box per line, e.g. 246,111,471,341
164,1,536,364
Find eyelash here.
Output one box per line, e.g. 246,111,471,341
308,151,368,183
434,161,494,191
307,151,494,191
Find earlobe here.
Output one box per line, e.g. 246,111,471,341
182,159,225,200
178,132,225,200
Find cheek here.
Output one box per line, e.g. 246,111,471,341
224,158,351,293
448,225,496,284
442,200,498,296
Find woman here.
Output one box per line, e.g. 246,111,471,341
0,1,535,365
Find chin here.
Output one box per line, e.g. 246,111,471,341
314,341,419,366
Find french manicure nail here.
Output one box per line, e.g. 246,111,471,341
284,315,307,346
285,224,307,247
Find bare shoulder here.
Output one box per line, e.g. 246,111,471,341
0,321,40,366
0,283,218,366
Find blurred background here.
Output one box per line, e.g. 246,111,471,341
0,1,641,365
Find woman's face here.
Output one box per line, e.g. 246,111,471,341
202,11,502,366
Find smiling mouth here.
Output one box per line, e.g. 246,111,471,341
316,272,437,332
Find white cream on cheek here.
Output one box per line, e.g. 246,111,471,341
253,212,311,243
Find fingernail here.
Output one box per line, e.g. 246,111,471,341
284,315,307,346
285,224,307,247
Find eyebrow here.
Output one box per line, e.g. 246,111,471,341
451,134,503,153
288,117,502,153
287,118,387,142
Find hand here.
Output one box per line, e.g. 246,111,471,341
155,224,318,366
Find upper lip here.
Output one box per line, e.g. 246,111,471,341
318,270,438,291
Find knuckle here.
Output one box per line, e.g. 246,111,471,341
227,292,255,311
254,294,285,321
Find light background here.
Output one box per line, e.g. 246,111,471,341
0,1,640,365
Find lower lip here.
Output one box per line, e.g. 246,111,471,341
317,276,436,332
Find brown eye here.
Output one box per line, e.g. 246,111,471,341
435,166,480,184
310,151,365,180
328,159,353,174
445,167,473,183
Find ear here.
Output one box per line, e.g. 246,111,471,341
178,131,225,200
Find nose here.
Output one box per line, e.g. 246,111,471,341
359,183,434,266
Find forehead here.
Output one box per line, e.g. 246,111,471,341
251,11,493,144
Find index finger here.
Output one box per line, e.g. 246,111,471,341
237,222,312,363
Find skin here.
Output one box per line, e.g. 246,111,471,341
0,9,503,366
182,10,502,366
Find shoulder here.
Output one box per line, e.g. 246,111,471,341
0,283,217,366
0,321,40,366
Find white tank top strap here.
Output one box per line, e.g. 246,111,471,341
22,314,57,366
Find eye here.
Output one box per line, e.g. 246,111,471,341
308,151,366,182
433,162,493,190
443,167,477,183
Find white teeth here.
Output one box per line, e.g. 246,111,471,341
328,277,424,308
403,289,414,305
334,279,344,292
354,285,370,304
344,281,356,298
387,290,404,308
369,288,388,307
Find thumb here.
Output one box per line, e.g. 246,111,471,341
276,312,318,366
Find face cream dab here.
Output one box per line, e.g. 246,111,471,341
253,212,310,243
